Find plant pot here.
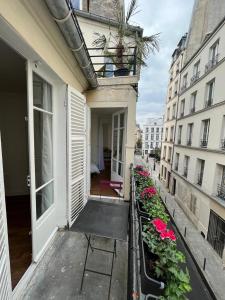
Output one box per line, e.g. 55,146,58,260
136,199,149,218
139,216,165,297
114,68,130,77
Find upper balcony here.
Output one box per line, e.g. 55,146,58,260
88,46,139,85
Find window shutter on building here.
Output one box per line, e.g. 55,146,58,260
0,135,12,299
67,86,87,227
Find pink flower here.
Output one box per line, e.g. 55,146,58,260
135,165,144,171
152,218,167,232
141,187,157,199
138,170,150,177
160,229,176,241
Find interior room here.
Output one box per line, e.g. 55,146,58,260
90,108,125,197
0,38,32,288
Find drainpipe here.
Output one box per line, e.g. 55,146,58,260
44,0,98,88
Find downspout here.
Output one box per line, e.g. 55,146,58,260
44,0,98,88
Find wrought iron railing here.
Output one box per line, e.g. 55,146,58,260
88,46,137,78
205,54,219,73
190,71,200,84
217,184,225,201
200,139,208,148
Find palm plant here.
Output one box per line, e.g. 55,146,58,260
92,0,159,75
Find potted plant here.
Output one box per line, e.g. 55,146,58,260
140,217,192,299
92,0,159,77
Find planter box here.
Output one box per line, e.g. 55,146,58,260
139,217,165,297
136,199,149,218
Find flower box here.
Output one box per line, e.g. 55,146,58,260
139,216,165,297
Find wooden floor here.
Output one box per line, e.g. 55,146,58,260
6,196,32,288
90,161,118,197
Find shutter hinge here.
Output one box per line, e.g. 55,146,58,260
26,175,31,187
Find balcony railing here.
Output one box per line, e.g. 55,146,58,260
187,139,192,146
88,46,137,78
220,139,225,150
197,173,203,186
190,71,200,84
205,54,219,73
217,184,225,201
205,99,213,108
190,107,195,113
200,139,208,148
183,167,188,178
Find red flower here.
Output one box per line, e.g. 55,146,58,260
160,229,176,241
152,218,167,232
135,165,143,171
138,170,150,177
141,187,157,199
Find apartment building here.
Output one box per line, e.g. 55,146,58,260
160,35,187,188
142,117,163,155
172,16,225,259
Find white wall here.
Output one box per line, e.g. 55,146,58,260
0,92,29,196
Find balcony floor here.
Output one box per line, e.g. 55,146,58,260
21,231,127,300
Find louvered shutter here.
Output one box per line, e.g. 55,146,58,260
67,86,86,226
0,135,12,300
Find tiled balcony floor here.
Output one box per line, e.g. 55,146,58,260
21,231,127,300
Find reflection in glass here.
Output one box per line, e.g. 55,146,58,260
33,73,52,112
34,110,53,188
36,182,54,219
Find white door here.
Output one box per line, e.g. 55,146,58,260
111,110,126,184
67,86,87,227
0,134,12,300
27,62,57,261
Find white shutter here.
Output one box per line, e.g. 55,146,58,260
0,135,12,300
67,86,86,227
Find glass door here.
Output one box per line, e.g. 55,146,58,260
27,62,57,261
111,110,126,184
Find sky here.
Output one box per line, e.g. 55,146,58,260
124,0,195,126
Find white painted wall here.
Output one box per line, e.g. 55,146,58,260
0,92,29,196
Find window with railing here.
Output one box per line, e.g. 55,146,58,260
170,126,174,142
172,104,176,119
190,91,197,113
205,40,219,73
205,79,215,108
196,159,205,186
177,125,182,144
167,107,170,121
174,153,179,171
187,123,193,146
183,156,189,178
167,147,172,163
174,80,178,96
181,73,188,91
180,99,185,117
191,60,200,84
200,119,210,148
165,128,168,141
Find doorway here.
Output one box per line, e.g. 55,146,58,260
0,39,32,288
90,108,126,197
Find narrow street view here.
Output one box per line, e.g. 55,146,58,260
0,0,225,299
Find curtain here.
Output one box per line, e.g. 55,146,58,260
98,120,105,171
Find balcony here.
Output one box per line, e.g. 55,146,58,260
197,173,203,186
221,139,225,150
217,184,225,201
183,167,188,178
190,71,200,84
205,54,219,73
200,139,208,148
187,139,192,146
205,99,213,108
190,107,195,114
88,46,137,78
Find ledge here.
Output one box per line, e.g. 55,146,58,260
97,76,139,86
174,144,225,155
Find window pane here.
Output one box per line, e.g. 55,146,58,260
118,162,123,176
34,110,53,188
36,182,54,219
119,129,124,161
113,130,118,159
33,73,52,112
120,113,124,127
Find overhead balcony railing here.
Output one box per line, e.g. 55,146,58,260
87,46,137,78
